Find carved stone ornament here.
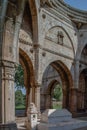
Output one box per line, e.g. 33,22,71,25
57,31,64,45
30,48,34,53
40,0,58,7
40,0,64,7
2,67,15,81
42,51,46,57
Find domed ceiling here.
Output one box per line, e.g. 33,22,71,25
64,0,87,11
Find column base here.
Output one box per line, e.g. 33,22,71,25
0,123,18,130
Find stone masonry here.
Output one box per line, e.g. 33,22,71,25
0,0,87,129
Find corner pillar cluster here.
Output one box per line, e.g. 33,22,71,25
0,60,16,124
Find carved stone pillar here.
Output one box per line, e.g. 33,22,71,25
29,87,33,105
0,61,15,124
69,88,78,113
28,87,34,105
35,84,41,117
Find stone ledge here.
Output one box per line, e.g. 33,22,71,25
0,123,18,130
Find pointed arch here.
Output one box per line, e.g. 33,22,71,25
19,48,35,88
41,60,73,112
28,0,39,42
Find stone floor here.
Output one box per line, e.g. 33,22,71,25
75,117,87,130
75,127,87,130
16,116,87,130
16,117,27,130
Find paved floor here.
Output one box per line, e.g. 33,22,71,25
77,117,87,121
75,117,87,130
16,117,27,130
75,127,87,130
16,116,87,130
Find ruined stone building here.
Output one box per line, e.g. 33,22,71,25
0,0,87,128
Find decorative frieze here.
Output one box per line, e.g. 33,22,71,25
19,38,32,46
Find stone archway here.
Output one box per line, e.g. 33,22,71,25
19,48,35,111
15,48,36,118
40,60,73,113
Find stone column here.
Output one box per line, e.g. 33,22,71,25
62,90,67,109
69,88,78,113
0,64,2,123
46,94,51,109
0,61,15,124
0,0,8,123
29,87,33,104
40,93,46,112
74,60,79,89
70,60,79,114
28,86,36,108
35,84,41,117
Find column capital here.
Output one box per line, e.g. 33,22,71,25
35,82,41,88
0,60,16,81
0,60,16,68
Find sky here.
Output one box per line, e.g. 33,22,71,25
64,0,87,11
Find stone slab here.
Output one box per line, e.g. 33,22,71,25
41,109,72,123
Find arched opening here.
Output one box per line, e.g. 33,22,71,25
81,45,87,62
49,80,63,110
78,44,87,113
40,61,73,112
78,69,87,112
15,48,35,118
15,64,26,117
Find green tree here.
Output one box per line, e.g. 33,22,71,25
53,84,63,101
15,64,24,89
15,90,24,106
